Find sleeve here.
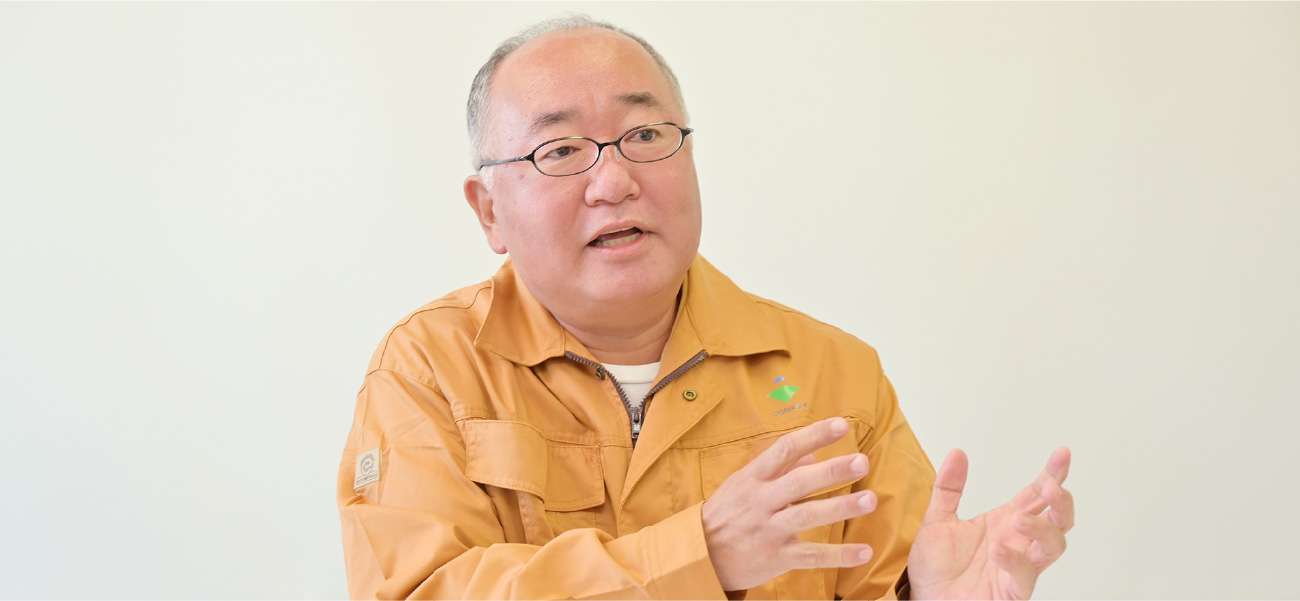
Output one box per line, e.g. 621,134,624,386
337,368,728,600
835,372,936,600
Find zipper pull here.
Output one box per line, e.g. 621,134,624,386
630,405,643,441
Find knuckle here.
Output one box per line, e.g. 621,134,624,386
770,437,795,464
780,501,809,529
776,473,806,502
835,454,867,484
825,455,848,480
799,546,827,568
838,454,861,479
838,494,857,517
782,544,818,569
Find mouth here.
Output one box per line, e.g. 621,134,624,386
588,227,644,248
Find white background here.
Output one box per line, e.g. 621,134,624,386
2,2,1298,599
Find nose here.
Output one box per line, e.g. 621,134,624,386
582,143,640,207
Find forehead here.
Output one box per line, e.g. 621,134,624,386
488,28,681,140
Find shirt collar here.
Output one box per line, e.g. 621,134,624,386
474,255,790,367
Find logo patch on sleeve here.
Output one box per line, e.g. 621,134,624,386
354,446,381,489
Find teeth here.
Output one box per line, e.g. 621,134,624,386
591,231,642,248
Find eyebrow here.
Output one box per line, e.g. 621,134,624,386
527,110,577,139
524,92,664,139
615,92,661,108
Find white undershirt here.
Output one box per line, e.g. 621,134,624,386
602,362,660,409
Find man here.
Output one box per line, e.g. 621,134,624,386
338,16,1073,600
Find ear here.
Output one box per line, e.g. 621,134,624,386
464,174,508,255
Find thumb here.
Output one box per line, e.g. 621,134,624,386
923,448,968,524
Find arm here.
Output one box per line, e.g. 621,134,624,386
337,368,726,599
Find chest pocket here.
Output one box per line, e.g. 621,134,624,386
461,419,605,544
699,418,869,600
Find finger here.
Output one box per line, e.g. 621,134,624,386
792,453,817,470
1011,512,1067,565
922,448,967,524
766,452,869,510
988,543,1038,601
1049,446,1072,482
778,489,877,532
1010,447,1072,515
1042,478,1075,533
748,418,852,481
781,541,874,571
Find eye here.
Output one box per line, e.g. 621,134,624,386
626,127,659,144
618,126,660,145
539,144,581,162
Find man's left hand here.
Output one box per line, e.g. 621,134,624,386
907,447,1074,600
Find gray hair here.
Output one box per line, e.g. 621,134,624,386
466,15,687,173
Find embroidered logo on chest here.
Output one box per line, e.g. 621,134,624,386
768,376,800,402
769,376,807,416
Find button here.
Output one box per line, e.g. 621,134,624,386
595,367,606,380
683,389,697,401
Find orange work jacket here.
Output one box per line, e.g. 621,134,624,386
338,255,935,599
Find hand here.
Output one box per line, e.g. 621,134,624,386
702,417,878,591
908,447,1075,600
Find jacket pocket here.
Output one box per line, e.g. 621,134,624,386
462,419,605,543
700,419,865,498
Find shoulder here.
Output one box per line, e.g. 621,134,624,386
363,278,495,387
688,255,885,375
744,287,884,375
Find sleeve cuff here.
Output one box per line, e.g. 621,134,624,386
894,567,911,600
646,501,730,599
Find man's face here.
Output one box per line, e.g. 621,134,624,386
465,28,702,315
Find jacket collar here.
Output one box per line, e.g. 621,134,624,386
474,255,790,367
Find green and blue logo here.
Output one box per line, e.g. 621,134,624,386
768,376,800,402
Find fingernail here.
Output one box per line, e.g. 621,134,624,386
859,548,873,562
850,454,868,474
829,418,848,436
859,492,875,510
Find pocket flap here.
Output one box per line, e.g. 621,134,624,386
462,419,604,511
700,418,868,499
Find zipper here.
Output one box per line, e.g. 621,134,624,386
565,350,710,447
645,350,708,399
565,351,638,442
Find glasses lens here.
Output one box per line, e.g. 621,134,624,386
533,138,600,176
619,124,684,163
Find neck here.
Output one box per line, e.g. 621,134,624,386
550,291,679,365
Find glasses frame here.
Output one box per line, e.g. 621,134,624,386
476,122,694,177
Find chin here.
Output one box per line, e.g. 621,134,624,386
584,262,687,306
585,277,670,306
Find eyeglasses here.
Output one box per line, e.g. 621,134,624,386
477,122,694,177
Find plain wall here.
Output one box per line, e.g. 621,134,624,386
1,2,1297,598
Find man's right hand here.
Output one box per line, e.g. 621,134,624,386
702,417,877,591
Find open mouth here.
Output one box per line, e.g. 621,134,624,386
589,227,644,248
